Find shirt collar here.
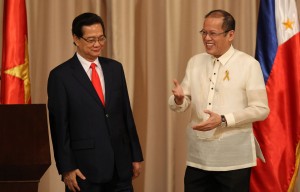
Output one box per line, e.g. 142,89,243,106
76,52,100,72
211,45,235,66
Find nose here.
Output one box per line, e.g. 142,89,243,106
204,34,212,40
93,40,102,47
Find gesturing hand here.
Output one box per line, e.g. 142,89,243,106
192,110,222,131
172,79,184,105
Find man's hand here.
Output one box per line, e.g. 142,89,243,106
192,110,222,131
132,162,142,180
63,169,86,192
172,79,184,105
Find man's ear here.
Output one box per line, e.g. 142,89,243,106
73,35,80,46
228,30,235,42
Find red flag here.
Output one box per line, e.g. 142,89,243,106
1,0,31,104
251,0,300,191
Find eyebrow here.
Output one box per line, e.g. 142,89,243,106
85,35,105,38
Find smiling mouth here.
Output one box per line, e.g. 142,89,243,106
205,43,214,48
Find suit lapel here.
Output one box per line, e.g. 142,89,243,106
99,57,112,108
70,54,103,107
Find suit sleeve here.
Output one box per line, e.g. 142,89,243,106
47,70,77,174
121,67,143,162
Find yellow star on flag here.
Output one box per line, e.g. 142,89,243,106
282,18,294,30
4,38,31,103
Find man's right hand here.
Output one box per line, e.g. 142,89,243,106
172,79,185,105
63,169,86,192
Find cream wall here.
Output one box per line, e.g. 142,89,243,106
0,0,299,192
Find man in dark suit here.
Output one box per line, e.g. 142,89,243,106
47,12,143,192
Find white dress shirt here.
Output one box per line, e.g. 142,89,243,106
76,53,105,97
169,46,270,171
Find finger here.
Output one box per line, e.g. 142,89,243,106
67,176,79,192
203,109,212,115
193,119,215,130
63,171,79,192
193,126,211,131
192,122,206,130
132,163,141,179
76,170,86,180
67,183,76,192
173,79,179,87
193,126,207,131
64,178,72,189
73,181,81,192
193,126,204,130
132,172,138,179
132,170,140,179
171,88,176,94
67,178,79,192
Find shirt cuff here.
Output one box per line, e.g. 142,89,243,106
168,95,186,111
224,113,235,127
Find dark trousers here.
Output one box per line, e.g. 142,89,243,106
65,168,133,192
184,166,251,192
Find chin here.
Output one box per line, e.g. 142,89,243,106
206,50,215,56
92,52,101,57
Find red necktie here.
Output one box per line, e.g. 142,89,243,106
90,63,105,105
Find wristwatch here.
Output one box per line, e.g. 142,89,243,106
220,115,227,128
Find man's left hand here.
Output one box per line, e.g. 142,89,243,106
192,110,222,131
132,162,142,180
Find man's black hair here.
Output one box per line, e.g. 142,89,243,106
72,12,105,38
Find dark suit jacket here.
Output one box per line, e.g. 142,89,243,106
47,54,143,183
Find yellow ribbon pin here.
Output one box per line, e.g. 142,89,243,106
223,70,230,81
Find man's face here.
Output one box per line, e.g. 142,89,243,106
73,24,105,62
201,17,234,58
